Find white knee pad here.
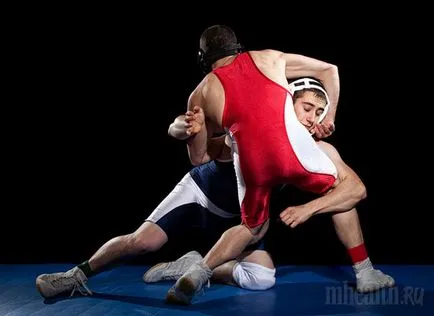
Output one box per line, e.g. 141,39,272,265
232,261,276,290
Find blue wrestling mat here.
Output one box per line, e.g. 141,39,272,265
1,264,432,315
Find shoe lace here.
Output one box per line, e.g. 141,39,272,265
195,279,210,297
70,280,92,297
160,254,203,281
161,262,182,281
167,274,181,281
51,274,92,297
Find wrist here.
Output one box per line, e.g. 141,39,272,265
325,109,336,121
306,200,321,216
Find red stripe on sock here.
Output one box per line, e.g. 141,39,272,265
348,243,368,264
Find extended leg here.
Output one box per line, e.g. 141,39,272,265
36,221,167,299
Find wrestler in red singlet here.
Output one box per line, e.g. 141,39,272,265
214,52,338,228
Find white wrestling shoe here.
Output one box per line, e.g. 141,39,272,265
165,261,213,305
36,266,92,299
143,250,203,283
356,269,395,293
354,258,395,293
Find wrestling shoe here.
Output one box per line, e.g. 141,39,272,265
166,261,212,305
354,259,395,293
356,269,395,293
143,250,203,283
36,266,92,299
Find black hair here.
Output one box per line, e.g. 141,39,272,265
199,25,238,54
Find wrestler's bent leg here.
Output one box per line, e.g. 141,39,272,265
212,249,275,290
166,219,269,304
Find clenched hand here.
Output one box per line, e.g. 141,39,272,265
279,204,314,228
185,106,205,136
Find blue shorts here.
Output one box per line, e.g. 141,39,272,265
189,160,240,215
146,160,264,251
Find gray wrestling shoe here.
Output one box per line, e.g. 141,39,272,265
353,258,395,293
166,261,213,305
356,269,395,293
36,266,92,299
143,250,203,283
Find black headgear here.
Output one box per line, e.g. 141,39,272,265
197,43,244,74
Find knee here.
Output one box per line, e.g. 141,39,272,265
232,262,276,291
247,220,269,244
128,232,161,253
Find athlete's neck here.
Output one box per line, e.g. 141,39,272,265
213,55,237,70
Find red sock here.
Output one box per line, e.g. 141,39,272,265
348,243,368,264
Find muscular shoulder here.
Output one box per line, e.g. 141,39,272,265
249,49,283,60
187,77,208,110
201,72,224,103
188,84,203,105
249,49,287,73
317,140,342,162
188,74,215,103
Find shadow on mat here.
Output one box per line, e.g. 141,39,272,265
276,265,356,286
42,282,433,316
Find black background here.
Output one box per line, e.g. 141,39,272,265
3,8,432,266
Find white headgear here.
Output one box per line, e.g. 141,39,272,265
288,78,330,123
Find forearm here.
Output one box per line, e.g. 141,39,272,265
186,124,209,166
283,53,340,120
168,114,227,164
318,66,339,121
308,178,366,216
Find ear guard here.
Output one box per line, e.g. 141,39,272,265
197,43,244,74
288,78,330,123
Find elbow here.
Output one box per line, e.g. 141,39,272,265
343,175,367,203
326,64,338,76
167,124,173,136
189,158,202,166
168,123,177,138
358,181,367,201
326,62,337,70
168,124,189,140
189,154,210,166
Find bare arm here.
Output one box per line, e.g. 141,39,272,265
281,53,340,121
184,86,210,165
169,74,226,165
169,118,227,167
168,113,226,165
187,132,229,165
307,141,367,215
280,141,366,228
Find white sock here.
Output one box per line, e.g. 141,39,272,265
353,257,373,276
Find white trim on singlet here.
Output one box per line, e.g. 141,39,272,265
283,93,337,177
146,173,238,223
226,130,246,207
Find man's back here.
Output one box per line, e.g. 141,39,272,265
200,50,288,127
207,51,336,190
